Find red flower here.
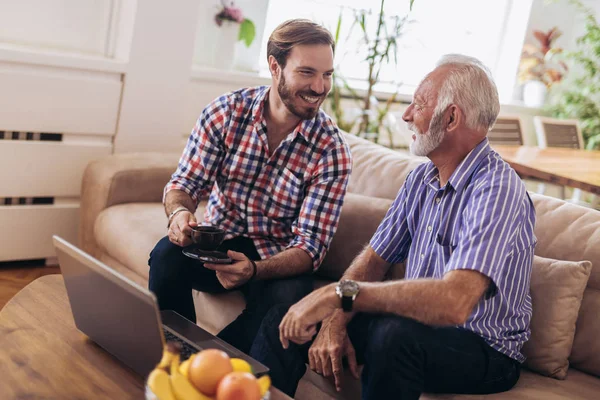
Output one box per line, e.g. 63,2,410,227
215,1,245,26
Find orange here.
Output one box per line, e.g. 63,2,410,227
216,372,261,400
188,349,233,396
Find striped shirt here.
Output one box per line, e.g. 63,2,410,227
164,86,352,269
370,138,536,362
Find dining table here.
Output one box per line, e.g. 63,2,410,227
492,145,600,195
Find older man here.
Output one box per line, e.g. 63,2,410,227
250,54,536,399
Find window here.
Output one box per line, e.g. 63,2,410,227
260,0,532,102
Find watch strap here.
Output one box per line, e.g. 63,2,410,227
341,294,353,312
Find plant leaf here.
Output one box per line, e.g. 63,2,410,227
239,19,256,48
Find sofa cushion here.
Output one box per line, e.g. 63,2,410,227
319,193,393,280
94,203,168,280
530,194,600,377
298,366,600,400
569,288,600,377
422,368,600,400
94,202,210,279
522,256,592,379
344,133,426,200
191,291,246,334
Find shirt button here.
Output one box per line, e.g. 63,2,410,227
435,197,441,204
421,254,425,259
427,226,432,232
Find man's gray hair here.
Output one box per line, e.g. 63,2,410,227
433,54,500,132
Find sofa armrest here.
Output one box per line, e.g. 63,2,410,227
79,152,180,257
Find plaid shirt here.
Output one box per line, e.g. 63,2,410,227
164,86,352,269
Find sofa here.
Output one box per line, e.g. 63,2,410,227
80,133,600,399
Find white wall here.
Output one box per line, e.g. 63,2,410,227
525,0,581,53
524,0,600,50
0,0,115,56
113,0,200,153
516,0,599,101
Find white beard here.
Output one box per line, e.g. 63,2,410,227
408,117,445,157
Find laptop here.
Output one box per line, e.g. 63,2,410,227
52,235,269,378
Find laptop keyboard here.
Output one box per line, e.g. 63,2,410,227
163,328,199,361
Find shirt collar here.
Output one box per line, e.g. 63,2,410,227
251,86,270,123
423,138,492,193
251,85,319,144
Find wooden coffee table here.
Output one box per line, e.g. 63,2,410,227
0,275,290,399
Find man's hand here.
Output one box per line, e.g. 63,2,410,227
168,211,197,247
203,250,254,289
309,314,359,391
279,283,338,348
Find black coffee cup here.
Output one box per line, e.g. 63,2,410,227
190,225,226,251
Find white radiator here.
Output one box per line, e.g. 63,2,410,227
0,61,120,262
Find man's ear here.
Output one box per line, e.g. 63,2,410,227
268,55,280,78
446,105,461,132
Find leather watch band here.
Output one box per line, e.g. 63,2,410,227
341,295,353,312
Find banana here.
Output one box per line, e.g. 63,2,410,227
170,353,214,400
147,368,176,400
230,358,253,374
257,375,271,397
157,342,180,370
179,354,196,378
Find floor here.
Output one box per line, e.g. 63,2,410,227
0,260,60,309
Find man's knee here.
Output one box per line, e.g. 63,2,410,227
259,303,290,339
366,316,429,360
263,275,313,305
148,236,189,283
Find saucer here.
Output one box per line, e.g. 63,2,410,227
182,246,232,264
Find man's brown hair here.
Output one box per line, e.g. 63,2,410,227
267,19,335,69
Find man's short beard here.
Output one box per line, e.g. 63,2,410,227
409,109,446,157
277,72,321,120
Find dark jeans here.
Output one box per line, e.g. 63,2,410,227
250,304,521,399
148,236,313,354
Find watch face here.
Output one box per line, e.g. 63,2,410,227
340,280,359,297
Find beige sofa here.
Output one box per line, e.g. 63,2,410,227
80,133,600,399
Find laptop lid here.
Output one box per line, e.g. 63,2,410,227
52,236,270,377
53,235,164,377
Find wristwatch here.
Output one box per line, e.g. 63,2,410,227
335,279,360,312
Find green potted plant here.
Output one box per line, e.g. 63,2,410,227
518,27,568,107
546,0,600,150
327,0,413,148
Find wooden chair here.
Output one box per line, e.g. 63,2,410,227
488,116,524,146
533,116,597,208
488,116,548,195
534,116,584,149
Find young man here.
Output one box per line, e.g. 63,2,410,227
148,19,352,354
252,54,536,399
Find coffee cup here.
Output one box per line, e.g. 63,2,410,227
190,225,226,251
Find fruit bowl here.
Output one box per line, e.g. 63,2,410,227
145,384,271,400
146,343,272,400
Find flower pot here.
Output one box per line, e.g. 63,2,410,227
523,81,547,108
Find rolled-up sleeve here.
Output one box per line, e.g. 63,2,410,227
286,141,352,270
163,96,229,205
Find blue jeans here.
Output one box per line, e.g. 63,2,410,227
148,236,313,354
250,304,521,399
